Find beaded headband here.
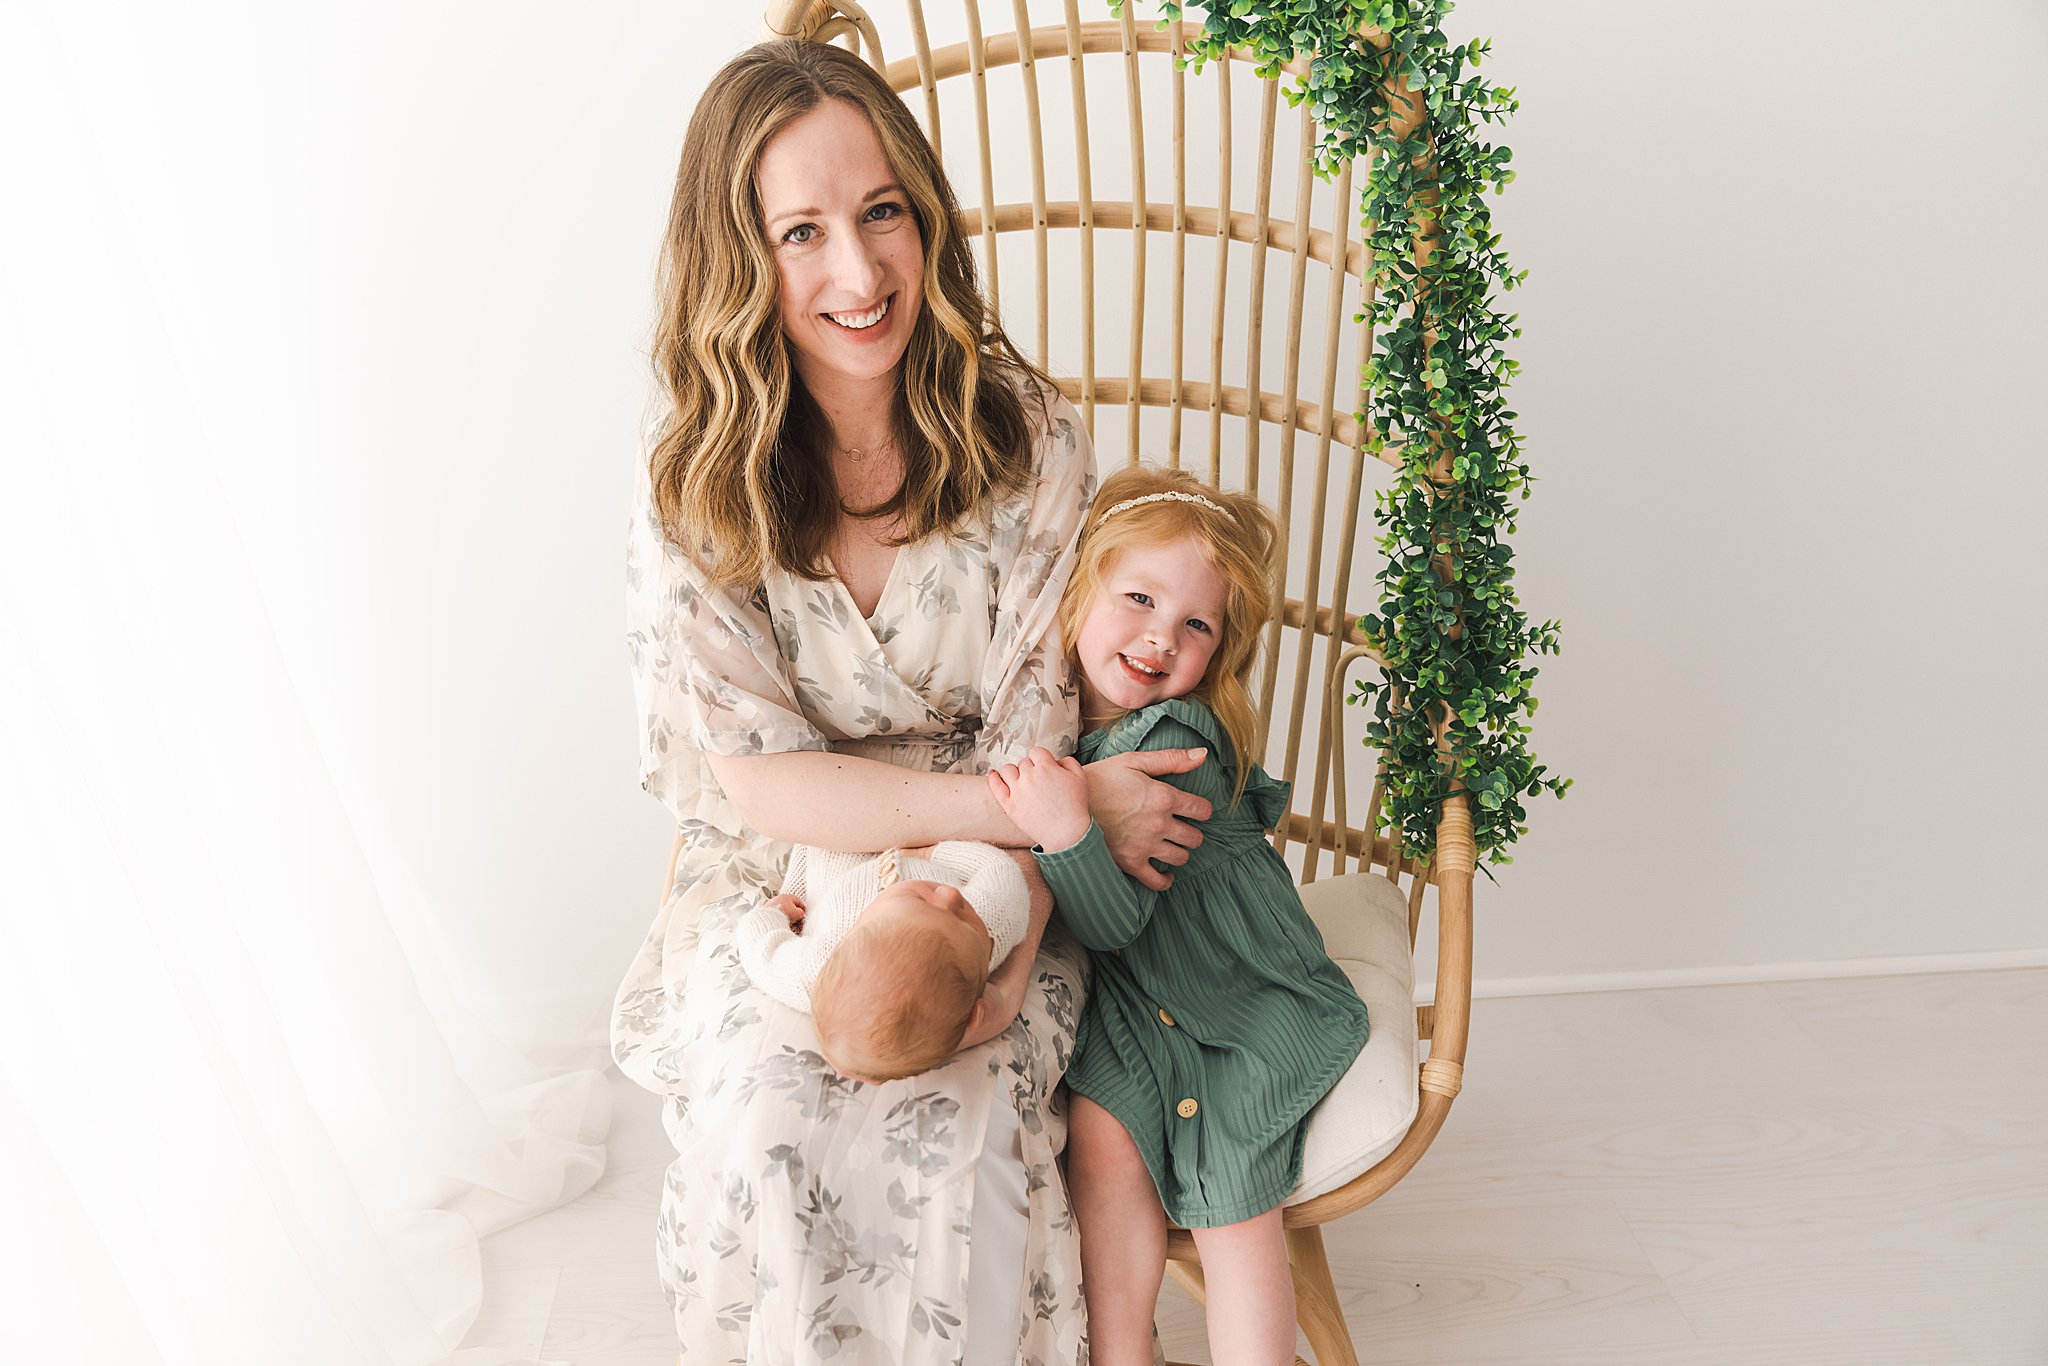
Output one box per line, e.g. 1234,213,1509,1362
1098,489,1225,521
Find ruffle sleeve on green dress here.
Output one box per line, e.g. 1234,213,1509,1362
1033,698,1371,1227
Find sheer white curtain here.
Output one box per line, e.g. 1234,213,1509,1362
1,12,608,1366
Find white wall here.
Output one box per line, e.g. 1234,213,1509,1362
1463,0,2048,983
13,0,2043,1050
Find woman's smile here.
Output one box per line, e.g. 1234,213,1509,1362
822,294,893,331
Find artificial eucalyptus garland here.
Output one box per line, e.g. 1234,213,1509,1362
1130,0,1569,871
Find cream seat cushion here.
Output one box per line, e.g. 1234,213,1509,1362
1284,870,1420,1206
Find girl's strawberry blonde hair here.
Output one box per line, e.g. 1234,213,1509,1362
1058,464,1280,808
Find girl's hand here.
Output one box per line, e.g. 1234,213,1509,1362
1084,748,1212,890
986,747,1093,852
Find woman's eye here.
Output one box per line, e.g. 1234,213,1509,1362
781,223,818,246
1126,592,1153,607
865,201,906,224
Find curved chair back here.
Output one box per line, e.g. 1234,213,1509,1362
765,0,1441,902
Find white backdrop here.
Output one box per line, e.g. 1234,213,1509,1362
11,0,2046,1071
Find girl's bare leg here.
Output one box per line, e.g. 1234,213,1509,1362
1188,1206,1295,1366
1067,1096,1167,1365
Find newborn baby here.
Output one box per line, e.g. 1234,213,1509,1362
735,842,1029,1081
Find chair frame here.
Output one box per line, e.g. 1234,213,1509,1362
691,5,1482,1360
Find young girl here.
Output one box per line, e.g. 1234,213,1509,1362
988,465,1371,1365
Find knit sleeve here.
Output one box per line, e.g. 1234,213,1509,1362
931,840,1031,967
780,844,812,901
733,900,813,1014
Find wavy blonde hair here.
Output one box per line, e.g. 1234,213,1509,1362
1057,465,1281,809
647,39,1049,584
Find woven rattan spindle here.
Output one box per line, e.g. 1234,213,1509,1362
1277,159,1355,871
1063,0,1097,436
1330,646,1382,880
1119,6,1146,465
1318,645,1359,881
1258,107,1319,782
812,17,859,52
1009,0,1050,367
904,0,941,162
1166,15,1187,468
1239,76,1279,509
1407,844,1431,945
961,0,1000,315
1386,730,1410,885
1205,53,1232,485
1305,198,1377,884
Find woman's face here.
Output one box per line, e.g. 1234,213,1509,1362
755,99,926,401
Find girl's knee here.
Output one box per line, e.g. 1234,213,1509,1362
1191,1204,1285,1248
1069,1098,1150,1178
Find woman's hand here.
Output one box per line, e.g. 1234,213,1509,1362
986,748,1092,851
1084,748,1213,890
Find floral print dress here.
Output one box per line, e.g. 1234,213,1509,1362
612,389,1097,1365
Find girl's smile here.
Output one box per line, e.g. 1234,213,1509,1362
1074,534,1228,721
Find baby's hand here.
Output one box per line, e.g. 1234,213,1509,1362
767,893,807,931
987,747,1092,852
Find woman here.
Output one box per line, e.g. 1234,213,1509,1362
611,39,1213,1365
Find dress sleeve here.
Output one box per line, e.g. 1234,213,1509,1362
626,450,828,822
1032,821,1161,952
976,388,1097,769
1034,710,1231,951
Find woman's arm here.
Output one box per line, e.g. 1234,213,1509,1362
708,744,1215,861
707,749,1027,850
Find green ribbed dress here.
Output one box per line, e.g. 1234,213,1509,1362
1033,698,1371,1227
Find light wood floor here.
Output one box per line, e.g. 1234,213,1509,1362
465,967,2048,1364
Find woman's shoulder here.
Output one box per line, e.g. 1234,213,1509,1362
973,375,1091,536
1013,376,1086,477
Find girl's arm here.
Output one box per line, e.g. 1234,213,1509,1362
1032,824,1162,952
989,748,1167,949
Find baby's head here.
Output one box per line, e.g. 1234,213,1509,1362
1059,465,1278,780
812,877,995,1082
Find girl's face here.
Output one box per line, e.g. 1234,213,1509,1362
1073,533,1228,720
755,99,926,402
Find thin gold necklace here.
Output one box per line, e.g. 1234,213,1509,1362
839,434,895,463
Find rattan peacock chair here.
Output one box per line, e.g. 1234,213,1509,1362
673,3,1482,1360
